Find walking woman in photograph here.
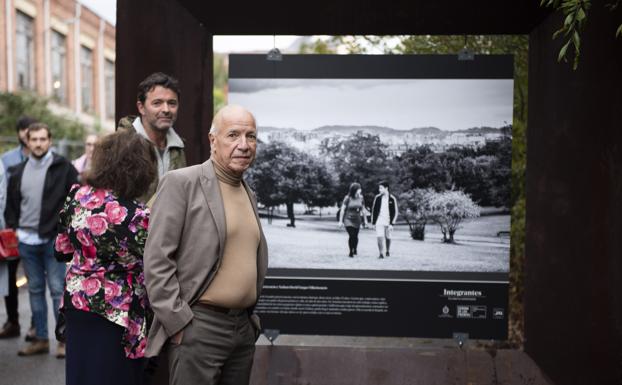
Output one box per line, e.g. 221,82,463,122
339,182,368,257
54,131,157,385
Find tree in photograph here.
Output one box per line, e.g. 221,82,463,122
397,145,452,193
399,188,434,240
428,190,481,243
247,141,336,226
302,161,336,216
449,154,490,205
245,143,287,224
320,131,397,204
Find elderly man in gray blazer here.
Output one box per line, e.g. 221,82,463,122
144,104,268,385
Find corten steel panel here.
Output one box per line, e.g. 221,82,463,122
526,4,622,385
116,0,622,382
176,0,550,35
115,0,212,165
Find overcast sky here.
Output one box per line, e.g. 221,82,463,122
78,1,299,53
80,0,115,25
229,79,514,131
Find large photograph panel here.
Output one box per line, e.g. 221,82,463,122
229,54,513,339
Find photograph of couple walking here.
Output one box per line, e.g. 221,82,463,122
229,55,513,274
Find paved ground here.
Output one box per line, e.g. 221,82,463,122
0,265,552,385
0,264,65,385
1,266,439,385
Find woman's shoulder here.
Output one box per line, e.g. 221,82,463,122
72,184,146,212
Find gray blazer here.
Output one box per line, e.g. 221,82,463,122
143,159,269,357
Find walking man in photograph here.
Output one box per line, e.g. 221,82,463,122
371,181,399,259
0,116,36,340
144,104,268,385
117,72,186,202
5,123,78,357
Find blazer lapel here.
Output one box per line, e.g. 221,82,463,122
200,160,226,256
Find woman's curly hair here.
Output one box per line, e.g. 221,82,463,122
85,131,157,200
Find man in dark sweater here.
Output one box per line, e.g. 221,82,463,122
5,123,78,357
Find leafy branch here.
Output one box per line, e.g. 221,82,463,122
541,0,622,70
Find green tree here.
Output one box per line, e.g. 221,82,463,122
541,0,622,69
0,92,87,156
213,53,228,112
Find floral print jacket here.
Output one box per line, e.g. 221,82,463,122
55,184,150,358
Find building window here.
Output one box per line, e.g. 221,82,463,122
16,11,35,90
80,46,93,113
51,31,67,104
104,59,115,119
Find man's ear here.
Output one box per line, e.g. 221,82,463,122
137,101,145,116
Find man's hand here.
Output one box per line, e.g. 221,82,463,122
171,330,184,345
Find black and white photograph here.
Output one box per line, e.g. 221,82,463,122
230,63,513,274
229,54,513,339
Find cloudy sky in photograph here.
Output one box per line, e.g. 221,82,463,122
229,78,514,131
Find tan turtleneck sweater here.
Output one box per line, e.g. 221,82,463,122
200,161,260,309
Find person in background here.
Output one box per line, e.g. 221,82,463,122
0,116,37,341
56,130,157,385
144,105,268,385
117,72,186,203
371,181,399,259
72,134,98,182
5,123,78,357
339,182,368,257
0,161,7,326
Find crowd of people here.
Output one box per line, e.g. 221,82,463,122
338,181,399,259
0,72,267,385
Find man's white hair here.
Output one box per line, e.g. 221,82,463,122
210,104,256,135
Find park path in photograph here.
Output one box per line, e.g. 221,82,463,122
262,214,509,272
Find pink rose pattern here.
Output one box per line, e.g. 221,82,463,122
55,184,150,359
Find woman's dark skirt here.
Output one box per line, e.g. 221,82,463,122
65,309,144,385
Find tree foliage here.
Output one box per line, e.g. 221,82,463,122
0,92,87,155
213,53,228,112
321,131,397,205
428,190,481,243
246,141,336,225
540,0,622,70
399,188,435,240
396,135,512,209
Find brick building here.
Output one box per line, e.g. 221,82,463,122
0,0,115,130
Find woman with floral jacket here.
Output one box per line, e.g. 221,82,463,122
55,131,157,385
